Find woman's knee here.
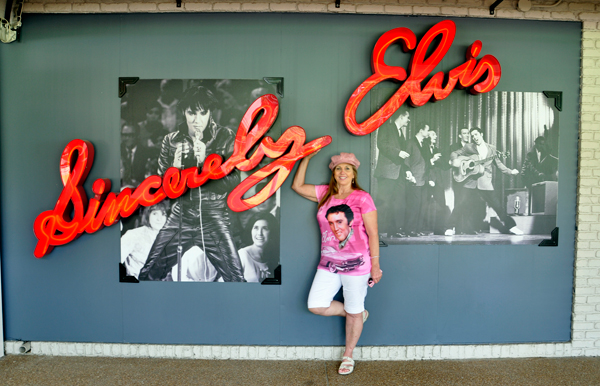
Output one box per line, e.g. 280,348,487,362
308,307,327,315
345,312,362,320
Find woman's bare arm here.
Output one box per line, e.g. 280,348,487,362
291,151,320,202
363,210,382,284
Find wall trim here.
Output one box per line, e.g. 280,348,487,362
19,1,600,24
4,340,588,360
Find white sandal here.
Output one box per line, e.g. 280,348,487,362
362,309,369,324
338,356,355,375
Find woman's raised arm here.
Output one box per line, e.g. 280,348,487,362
291,151,320,202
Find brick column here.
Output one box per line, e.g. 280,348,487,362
574,18,600,356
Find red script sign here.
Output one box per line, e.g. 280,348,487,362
345,20,502,136
33,94,332,258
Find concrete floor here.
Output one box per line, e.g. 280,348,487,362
1,355,600,385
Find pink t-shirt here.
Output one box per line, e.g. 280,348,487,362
315,185,377,276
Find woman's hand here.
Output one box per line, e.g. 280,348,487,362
304,149,321,160
370,262,382,284
363,210,381,284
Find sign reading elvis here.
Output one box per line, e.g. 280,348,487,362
32,20,501,258
345,19,501,136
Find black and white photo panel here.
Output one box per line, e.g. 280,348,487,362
119,79,281,281
371,89,559,245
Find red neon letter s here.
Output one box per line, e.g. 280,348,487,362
33,139,94,258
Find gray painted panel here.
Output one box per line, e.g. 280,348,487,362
0,14,579,345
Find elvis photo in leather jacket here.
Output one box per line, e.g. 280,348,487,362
120,79,282,282
138,85,246,282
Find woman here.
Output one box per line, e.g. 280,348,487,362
238,213,280,282
292,151,382,375
121,202,169,279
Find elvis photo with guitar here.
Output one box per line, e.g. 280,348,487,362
449,128,522,236
370,90,559,245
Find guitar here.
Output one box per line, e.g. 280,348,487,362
452,151,510,183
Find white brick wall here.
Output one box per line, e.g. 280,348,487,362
576,19,600,357
0,340,581,360
18,0,600,22
3,0,599,360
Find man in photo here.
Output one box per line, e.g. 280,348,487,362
521,135,558,188
326,204,354,249
138,86,245,282
450,128,524,235
120,123,155,235
424,130,451,235
453,128,471,152
120,123,153,189
403,123,431,236
157,79,182,132
446,128,485,235
374,109,411,238
138,100,169,151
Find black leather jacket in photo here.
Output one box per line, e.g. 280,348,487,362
138,120,245,282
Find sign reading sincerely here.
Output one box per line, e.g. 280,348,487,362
33,20,501,258
345,20,501,136
33,95,331,258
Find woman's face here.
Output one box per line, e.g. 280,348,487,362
149,210,167,231
185,106,210,138
333,163,355,187
146,107,161,123
251,219,270,248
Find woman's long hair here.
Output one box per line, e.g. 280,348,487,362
141,201,170,229
244,212,280,270
317,165,364,208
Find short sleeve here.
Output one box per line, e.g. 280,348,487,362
120,229,137,263
360,192,377,214
315,185,329,202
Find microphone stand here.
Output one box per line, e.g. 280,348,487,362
177,196,183,282
176,142,184,282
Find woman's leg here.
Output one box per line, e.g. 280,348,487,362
309,301,346,317
343,312,363,358
340,273,370,359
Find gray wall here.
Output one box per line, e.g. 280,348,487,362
0,13,580,345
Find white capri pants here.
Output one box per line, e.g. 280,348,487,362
307,269,370,315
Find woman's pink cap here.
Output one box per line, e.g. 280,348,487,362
329,152,360,170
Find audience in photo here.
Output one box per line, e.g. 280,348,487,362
120,123,154,188
238,212,280,282
157,79,183,132
121,202,169,279
138,100,169,151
